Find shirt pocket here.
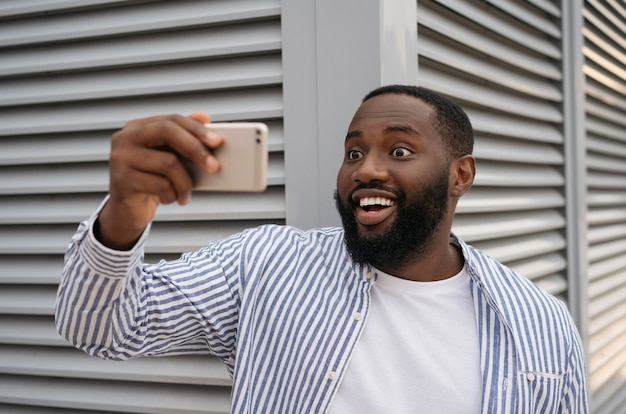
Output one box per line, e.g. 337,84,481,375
518,370,565,413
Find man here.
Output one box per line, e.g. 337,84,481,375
56,85,588,413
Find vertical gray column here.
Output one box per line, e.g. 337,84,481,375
281,0,418,229
562,0,589,343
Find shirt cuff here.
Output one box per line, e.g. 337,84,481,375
79,195,152,278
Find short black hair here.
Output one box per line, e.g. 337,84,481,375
363,85,474,159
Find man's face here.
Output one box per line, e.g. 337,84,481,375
335,93,452,269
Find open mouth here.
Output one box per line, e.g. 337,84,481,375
354,196,397,226
359,196,395,211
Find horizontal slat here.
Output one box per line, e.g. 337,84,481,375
0,402,107,414
506,252,566,283
0,20,281,77
586,118,626,144
591,367,626,414
587,208,626,226
418,7,559,80
0,164,108,195
457,187,564,214
470,230,565,264
589,352,626,410
588,282,626,321
586,171,626,189
0,87,284,136
589,329,626,385
587,190,626,208
584,1,626,52
586,79,626,112
144,220,284,253
0,0,280,47
0,345,231,386
587,222,626,245
474,161,564,187
0,0,128,18
0,54,282,107
526,0,561,17
587,153,626,174
0,286,56,315
588,277,626,332
588,258,626,291
584,48,626,87
589,300,626,339
0,221,245,255
0,154,284,195
419,30,561,100
0,120,285,166
0,316,64,346
0,375,230,414
0,225,77,255
586,99,626,127
587,238,626,263
467,106,562,143
156,188,285,221
0,187,286,224
425,0,561,58
453,209,565,242
0,220,284,255
0,131,109,166
420,63,564,121
588,194,626,211
474,135,563,163
531,273,568,296
0,256,63,285
486,0,561,36
2,253,266,285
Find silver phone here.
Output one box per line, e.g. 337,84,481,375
187,122,268,192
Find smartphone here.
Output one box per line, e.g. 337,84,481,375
185,122,268,192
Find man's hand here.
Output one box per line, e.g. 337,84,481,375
96,112,223,250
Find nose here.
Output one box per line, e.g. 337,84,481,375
352,153,389,184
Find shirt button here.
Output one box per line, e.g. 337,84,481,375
353,312,362,321
328,371,337,381
526,373,535,382
366,272,375,279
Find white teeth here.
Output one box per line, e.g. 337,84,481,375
359,197,394,208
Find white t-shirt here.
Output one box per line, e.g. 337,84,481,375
329,265,482,414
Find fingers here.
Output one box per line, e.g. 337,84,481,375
112,145,193,204
109,113,223,207
189,112,211,124
120,115,221,169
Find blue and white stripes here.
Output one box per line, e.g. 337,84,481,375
56,207,588,413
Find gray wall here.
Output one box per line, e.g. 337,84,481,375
0,0,625,413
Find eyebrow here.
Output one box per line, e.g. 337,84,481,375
345,124,419,142
345,130,362,142
384,124,419,135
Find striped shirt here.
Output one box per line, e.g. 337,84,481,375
56,208,589,413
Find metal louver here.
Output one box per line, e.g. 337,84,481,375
0,1,283,412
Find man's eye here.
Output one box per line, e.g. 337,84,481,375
347,150,363,160
392,147,412,157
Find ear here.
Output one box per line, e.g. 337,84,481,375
449,155,475,197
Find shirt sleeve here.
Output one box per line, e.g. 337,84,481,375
560,314,590,413
54,197,242,368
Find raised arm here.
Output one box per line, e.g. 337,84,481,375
55,112,240,361
97,112,222,250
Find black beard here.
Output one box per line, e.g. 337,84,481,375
334,172,449,270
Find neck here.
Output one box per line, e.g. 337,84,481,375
377,234,464,282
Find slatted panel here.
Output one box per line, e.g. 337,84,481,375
583,0,626,412
417,0,567,299
0,0,283,412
